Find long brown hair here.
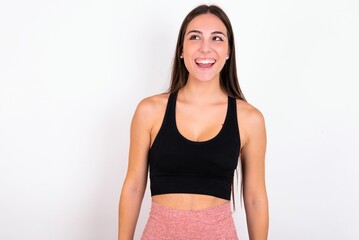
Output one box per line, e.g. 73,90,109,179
169,4,246,101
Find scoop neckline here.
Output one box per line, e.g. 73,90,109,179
173,92,230,145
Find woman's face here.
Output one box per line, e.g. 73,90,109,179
182,13,229,83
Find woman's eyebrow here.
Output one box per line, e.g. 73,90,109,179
186,30,202,35
186,30,227,38
211,31,227,38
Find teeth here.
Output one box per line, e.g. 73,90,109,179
195,59,215,64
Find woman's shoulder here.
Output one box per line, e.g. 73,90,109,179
235,99,265,130
136,92,170,111
133,92,170,119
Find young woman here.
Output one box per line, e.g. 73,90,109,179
119,4,268,240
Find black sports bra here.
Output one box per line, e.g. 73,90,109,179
148,92,240,200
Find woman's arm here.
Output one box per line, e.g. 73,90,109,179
240,107,269,240
118,99,153,240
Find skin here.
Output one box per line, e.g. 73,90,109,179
118,13,268,240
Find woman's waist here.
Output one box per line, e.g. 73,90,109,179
151,193,230,211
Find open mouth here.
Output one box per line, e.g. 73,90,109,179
195,58,216,68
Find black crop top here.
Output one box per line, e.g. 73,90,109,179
148,92,240,200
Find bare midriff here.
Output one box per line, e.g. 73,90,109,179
152,193,230,210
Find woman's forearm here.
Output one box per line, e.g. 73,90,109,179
118,183,146,240
245,197,269,240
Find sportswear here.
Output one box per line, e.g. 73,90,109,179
148,92,240,200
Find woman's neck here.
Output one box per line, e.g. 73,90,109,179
179,79,226,104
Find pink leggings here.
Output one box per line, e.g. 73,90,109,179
141,201,238,240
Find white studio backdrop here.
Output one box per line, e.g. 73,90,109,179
0,0,358,239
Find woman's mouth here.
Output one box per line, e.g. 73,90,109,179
195,58,216,68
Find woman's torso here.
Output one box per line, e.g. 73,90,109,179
147,92,249,210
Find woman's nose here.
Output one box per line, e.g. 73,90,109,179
199,39,211,53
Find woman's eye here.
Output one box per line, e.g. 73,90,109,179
189,35,200,40
213,36,223,41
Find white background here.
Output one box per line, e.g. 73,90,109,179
1,0,358,239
